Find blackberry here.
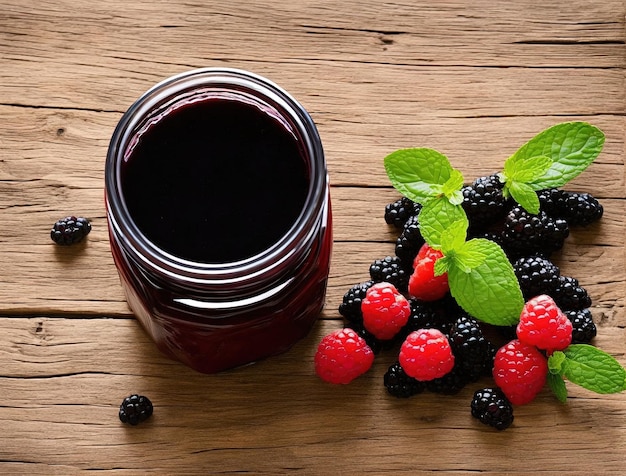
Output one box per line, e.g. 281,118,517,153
338,280,375,323
538,189,603,227
402,297,458,338
565,309,597,344
513,255,561,300
448,315,491,382
384,197,420,229
384,361,426,398
119,394,153,425
561,192,604,227
369,256,409,292
500,206,569,258
395,214,425,270
551,275,592,311
425,363,468,395
50,216,91,245
462,174,510,231
471,387,514,431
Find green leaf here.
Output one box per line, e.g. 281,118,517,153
439,219,468,254
442,169,465,205
509,122,605,190
561,344,626,394
508,181,541,214
547,373,569,403
434,256,450,277
384,148,454,203
503,154,553,183
548,351,566,374
418,197,469,248
447,238,524,326
452,239,488,273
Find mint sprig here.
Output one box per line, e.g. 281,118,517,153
499,122,605,213
548,345,626,400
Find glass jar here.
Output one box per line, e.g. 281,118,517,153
105,68,332,374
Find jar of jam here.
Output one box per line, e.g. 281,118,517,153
105,68,332,373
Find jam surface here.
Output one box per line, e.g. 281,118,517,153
121,96,308,263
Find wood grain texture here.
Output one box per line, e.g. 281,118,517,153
0,0,624,473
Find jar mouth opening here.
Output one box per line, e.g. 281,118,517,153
105,68,327,282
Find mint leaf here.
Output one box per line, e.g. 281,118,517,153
442,169,465,205
547,373,569,403
384,148,454,203
503,154,553,183
548,351,566,374
508,181,541,214
510,122,605,190
562,344,626,394
418,197,469,248
452,238,488,273
447,238,524,326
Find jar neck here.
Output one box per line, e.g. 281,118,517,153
105,68,327,289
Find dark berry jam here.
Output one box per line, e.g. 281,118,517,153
105,69,332,374
121,97,309,263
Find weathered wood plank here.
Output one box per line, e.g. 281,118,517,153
0,317,623,473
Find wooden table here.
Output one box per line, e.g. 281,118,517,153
1,1,624,473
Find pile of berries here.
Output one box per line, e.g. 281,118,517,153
315,176,603,431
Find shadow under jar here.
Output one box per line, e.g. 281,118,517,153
105,68,332,374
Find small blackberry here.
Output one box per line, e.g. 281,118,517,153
561,192,604,227
384,361,426,398
338,280,375,323
369,256,409,292
50,216,91,245
425,363,468,395
402,297,458,338
471,387,514,431
462,174,510,231
384,197,420,229
119,394,153,426
448,315,491,382
538,189,603,227
500,206,569,258
395,214,425,270
551,275,592,311
565,308,597,344
513,255,561,300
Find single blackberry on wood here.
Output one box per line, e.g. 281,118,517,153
369,256,409,292
513,255,561,300
462,174,510,231
384,361,426,398
395,214,425,270
51,216,91,245
500,206,569,258
551,275,592,311
119,394,153,426
565,309,597,344
471,387,514,431
384,197,420,229
448,315,492,383
338,280,375,323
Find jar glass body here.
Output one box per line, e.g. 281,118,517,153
105,68,332,374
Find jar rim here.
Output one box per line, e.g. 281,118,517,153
105,67,328,284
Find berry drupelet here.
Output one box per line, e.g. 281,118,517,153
51,216,92,245
471,387,514,430
395,214,425,270
119,394,153,426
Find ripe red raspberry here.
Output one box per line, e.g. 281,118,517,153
517,294,572,353
361,282,411,340
314,328,375,384
399,329,455,381
408,243,450,301
493,339,548,405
